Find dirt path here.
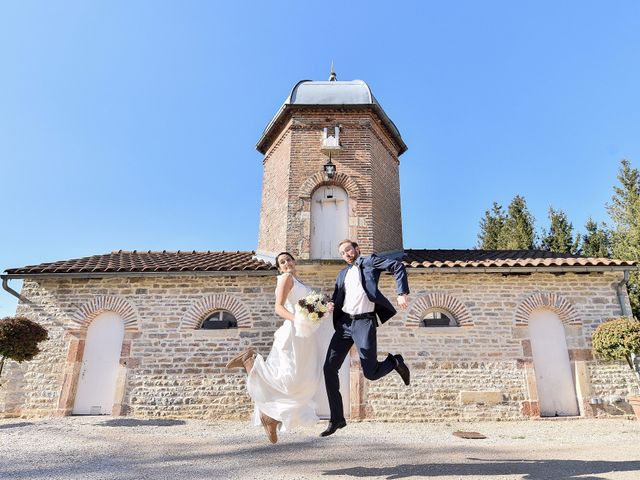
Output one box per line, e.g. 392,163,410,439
1,417,639,479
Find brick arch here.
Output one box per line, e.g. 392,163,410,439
298,172,364,200
181,294,251,330
406,292,473,327
515,292,581,327
72,295,139,332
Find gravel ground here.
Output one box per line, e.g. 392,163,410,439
1,416,639,480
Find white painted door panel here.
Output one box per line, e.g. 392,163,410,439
529,310,579,417
311,186,349,259
73,312,125,415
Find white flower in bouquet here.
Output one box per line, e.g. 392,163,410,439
293,291,329,337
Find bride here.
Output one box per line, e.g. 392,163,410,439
225,252,331,444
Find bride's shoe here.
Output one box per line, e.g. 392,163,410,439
225,348,255,370
260,413,281,444
242,354,255,374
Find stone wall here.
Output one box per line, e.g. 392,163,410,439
587,361,639,416
369,270,634,420
1,267,635,421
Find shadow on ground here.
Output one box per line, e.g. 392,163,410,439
0,422,33,429
98,418,186,427
323,458,640,480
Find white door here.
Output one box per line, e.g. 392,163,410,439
313,318,350,419
311,186,349,259
73,312,125,415
528,310,579,417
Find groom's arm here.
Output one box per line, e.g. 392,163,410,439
331,268,343,304
331,281,339,304
371,254,410,309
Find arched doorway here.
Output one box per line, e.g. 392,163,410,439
73,312,125,415
528,309,579,416
311,185,349,259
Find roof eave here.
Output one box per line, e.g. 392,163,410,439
405,265,638,274
1,270,278,280
256,103,407,156
3,264,636,280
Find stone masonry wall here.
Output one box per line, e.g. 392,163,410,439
1,268,633,421
368,270,633,421
1,275,281,418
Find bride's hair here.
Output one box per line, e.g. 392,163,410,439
275,252,295,272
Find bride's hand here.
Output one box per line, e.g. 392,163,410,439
327,302,334,313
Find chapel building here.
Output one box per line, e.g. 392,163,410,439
1,71,638,421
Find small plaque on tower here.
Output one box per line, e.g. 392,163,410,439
321,126,341,153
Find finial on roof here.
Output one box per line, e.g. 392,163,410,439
329,61,337,81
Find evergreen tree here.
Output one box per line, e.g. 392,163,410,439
540,207,580,254
477,202,506,249
581,217,611,258
497,195,536,249
607,159,640,319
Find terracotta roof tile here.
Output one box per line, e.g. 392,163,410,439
4,250,277,275
402,249,637,269
3,249,636,276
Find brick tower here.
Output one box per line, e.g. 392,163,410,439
255,69,408,261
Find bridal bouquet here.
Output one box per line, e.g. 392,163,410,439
294,291,329,337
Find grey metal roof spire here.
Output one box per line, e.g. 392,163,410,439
329,62,337,81
256,73,408,155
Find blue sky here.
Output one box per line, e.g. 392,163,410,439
1,1,639,317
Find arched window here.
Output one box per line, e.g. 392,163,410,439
420,309,458,327
200,310,238,330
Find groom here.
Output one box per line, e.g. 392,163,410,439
321,239,411,437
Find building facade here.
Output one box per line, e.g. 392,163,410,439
2,75,638,421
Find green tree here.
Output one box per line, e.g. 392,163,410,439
497,195,536,249
540,207,580,254
0,316,48,385
607,159,640,319
581,217,611,257
477,202,506,249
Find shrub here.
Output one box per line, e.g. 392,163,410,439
592,317,640,388
0,316,49,382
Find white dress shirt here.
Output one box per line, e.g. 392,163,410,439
342,264,375,315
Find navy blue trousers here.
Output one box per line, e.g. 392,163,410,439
323,317,396,422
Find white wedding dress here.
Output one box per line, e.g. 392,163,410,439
246,274,328,432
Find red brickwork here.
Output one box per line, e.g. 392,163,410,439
257,108,404,259
370,121,403,254
257,129,292,256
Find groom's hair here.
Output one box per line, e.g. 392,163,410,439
275,251,295,272
338,239,358,249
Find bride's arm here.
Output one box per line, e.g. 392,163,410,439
275,273,295,322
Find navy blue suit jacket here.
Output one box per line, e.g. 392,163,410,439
331,254,409,328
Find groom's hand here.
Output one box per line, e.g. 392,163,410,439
327,302,335,313
397,294,409,310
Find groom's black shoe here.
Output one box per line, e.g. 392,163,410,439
320,419,346,437
393,354,410,386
